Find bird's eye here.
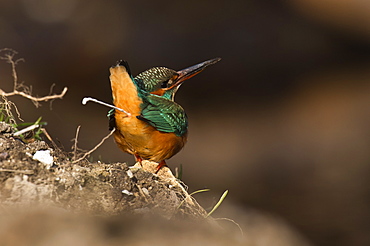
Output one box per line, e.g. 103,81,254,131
161,80,169,88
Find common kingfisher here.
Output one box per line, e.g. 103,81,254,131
108,58,221,172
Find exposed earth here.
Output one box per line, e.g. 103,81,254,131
0,122,311,245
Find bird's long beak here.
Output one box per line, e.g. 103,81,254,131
165,57,221,91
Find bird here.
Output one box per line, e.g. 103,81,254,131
108,58,221,172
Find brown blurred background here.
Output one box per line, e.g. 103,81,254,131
1,0,370,245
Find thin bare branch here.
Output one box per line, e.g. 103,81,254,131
82,97,131,116
214,217,244,238
0,87,68,103
0,95,22,123
0,48,24,91
13,124,39,136
0,168,34,175
72,125,81,161
72,128,115,164
0,48,68,108
40,128,59,150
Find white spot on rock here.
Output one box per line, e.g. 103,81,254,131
33,150,53,169
141,187,149,196
126,169,134,178
122,189,133,196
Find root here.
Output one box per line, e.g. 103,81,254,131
0,48,68,109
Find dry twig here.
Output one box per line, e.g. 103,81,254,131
0,168,34,175
214,217,244,237
40,128,59,150
71,125,81,161
0,48,68,108
0,95,21,124
72,128,115,163
13,124,39,136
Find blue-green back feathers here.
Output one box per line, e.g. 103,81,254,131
109,63,187,136
137,94,188,137
134,68,187,136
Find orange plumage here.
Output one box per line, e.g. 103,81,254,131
109,58,220,172
110,65,187,169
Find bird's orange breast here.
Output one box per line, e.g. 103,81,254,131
110,65,187,162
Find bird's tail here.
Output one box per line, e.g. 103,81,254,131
109,64,142,116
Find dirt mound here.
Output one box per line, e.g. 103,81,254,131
0,122,311,246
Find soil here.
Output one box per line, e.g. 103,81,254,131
0,121,207,216
0,122,312,245
0,122,240,245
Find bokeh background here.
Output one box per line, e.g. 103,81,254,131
1,0,370,245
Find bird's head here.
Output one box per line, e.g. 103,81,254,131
135,57,221,100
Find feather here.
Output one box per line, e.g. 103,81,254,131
137,94,188,136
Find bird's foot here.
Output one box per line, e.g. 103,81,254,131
155,160,167,174
134,154,143,167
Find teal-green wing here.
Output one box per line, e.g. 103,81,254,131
137,94,188,136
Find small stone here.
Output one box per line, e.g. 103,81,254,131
126,169,134,178
122,189,133,196
33,150,53,169
141,187,149,196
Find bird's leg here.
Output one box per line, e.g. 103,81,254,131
134,154,143,167
155,160,167,174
